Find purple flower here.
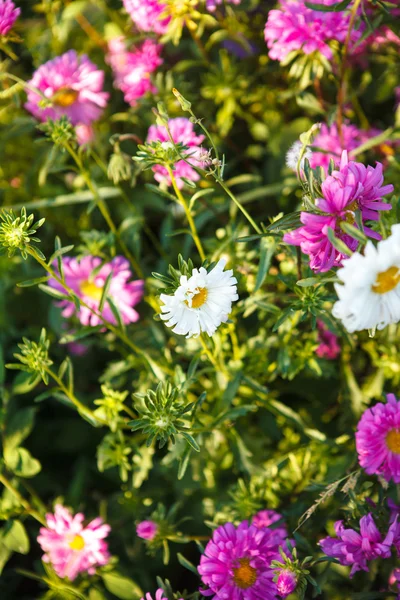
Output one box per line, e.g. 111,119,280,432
198,521,278,599
122,0,170,34
146,117,206,188
284,151,393,273
264,0,364,62
25,51,108,142
356,394,400,484
316,320,340,360
320,514,396,577
276,569,297,598
107,37,163,107
0,0,20,35
49,256,144,327
37,504,110,581
136,520,158,541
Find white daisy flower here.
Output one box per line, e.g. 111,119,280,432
286,141,313,171
159,258,238,338
333,224,400,332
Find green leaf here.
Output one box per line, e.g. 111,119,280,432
99,272,113,313
326,227,353,257
4,408,36,451
177,552,198,575
38,284,70,301
0,541,12,575
59,326,103,344
178,446,192,480
305,0,352,12
339,221,368,244
17,276,50,288
4,446,41,477
180,432,200,452
296,277,320,287
254,238,277,292
102,572,143,600
1,520,29,554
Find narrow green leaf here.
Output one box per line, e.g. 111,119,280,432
102,572,143,600
38,284,70,301
339,221,368,244
17,276,50,288
326,227,353,256
177,552,198,575
99,272,113,313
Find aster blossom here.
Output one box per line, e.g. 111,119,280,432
333,225,400,332
264,0,363,62
0,0,20,35
122,0,170,34
49,256,144,327
206,0,241,11
355,393,400,483
320,513,396,577
147,117,206,188
37,504,110,581
107,38,163,107
198,521,278,599
316,320,340,359
25,51,108,140
284,152,393,273
160,258,238,338
310,123,376,172
141,591,183,600
276,569,297,598
136,520,158,540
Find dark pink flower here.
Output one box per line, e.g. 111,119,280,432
136,520,158,541
276,569,297,597
316,320,340,359
0,0,19,35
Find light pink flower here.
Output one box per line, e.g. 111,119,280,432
107,37,163,107
310,123,376,172
284,152,393,273
37,504,110,581
122,0,170,34
320,514,397,577
136,520,158,540
206,0,241,11
49,256,144,327
141,590,183,600
147,117,206,188
25,51,108,135
316,320,340,359
264,0,364,62
0,0,20,35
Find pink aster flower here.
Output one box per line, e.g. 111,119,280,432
310,123,375,172
206,0,241,11
276,569,297,598
320,514,396,577
252,510,290,552
355,393,400,483
25,51,108,140
136,520,158,540
141,590,183,600
198,521,278,599
284,151,393,273
37,504,110,581
264,0,363,62
107,37,163,107
122,0,170,34
316,320,340,359
49,256,144,327
252,509,284,530
0,0,20,35
147,117,206,188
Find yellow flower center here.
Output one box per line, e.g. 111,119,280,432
187,287,208,309
80,280,104,302
371,266,400,295
386,429,400,454
232,558,257,589
52,88,79,108
69,534,85,551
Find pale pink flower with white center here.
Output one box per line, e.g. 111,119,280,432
122,0,170,34
147,117,206,188
107,37,163,107
37,504,110,581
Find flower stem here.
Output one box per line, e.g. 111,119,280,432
166,165,206,261
0,474,46,526
216,178,262,234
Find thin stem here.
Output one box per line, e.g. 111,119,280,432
199,334,220,371
0,474,46,525
166,165,206,261
216,178,262,234
186,21,210,64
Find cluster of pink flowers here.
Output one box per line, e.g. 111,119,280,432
0,0,19,35
284,151,393,273
316,320,340,359
122,0,170,34
147,117,206,188
37,505,110,580
25,50,109,145
198,510,294,599
356,393,400,484
107,37,163,107
264,0,363,62
49,256,144,327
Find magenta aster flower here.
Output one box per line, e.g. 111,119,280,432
147,117,206,188
310,123,375,172
252,509,284,530
316,320,340,360
49,256,144,327
198,521,278,599
136,520,158,540
122,0,170,34
284,151,393,273
0,0,20,35
355,394,400,483
141,591,183,600
264,0,363,62
276,569,297,598
320,514,396,577
206,0,241,11
107,38,163,107
37,504,110,581
25,51,108,134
